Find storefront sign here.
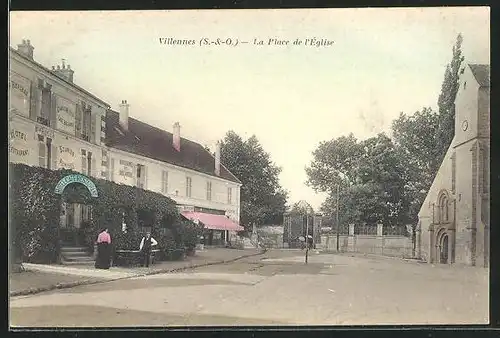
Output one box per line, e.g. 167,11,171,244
54,174,98,197
9,74,31,117
55,96,76,135
118,159,135,178
35,125,55,139
9,128,30,159
58,146,76,170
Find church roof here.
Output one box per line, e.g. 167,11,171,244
468,64,490,87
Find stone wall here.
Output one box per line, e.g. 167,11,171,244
318,224,414,258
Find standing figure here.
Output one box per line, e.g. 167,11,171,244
139,232,158,267
95,228,112,269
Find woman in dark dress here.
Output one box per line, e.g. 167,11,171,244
95,228,112,269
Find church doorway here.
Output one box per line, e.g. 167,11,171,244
439,233,449,264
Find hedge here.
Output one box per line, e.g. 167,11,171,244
9,163,204,265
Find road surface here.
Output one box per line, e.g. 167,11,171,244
10,250,488,327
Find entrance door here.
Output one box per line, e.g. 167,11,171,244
60,203,87,246
440,234,449,264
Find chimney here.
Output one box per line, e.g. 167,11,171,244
16,39,34,60
119,100,130,130
215,141,221,176
173,122,181,152
52,59,75,83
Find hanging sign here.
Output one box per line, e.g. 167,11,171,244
54,174,98,197
58,146,76,170
35,125,55,139
116,159,135,185
9,128,30,160
9,74,31,117
55,96,76,135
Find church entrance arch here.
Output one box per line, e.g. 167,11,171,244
439,232,449,264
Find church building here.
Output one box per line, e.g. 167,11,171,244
417,63,490,267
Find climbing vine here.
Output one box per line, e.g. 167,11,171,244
9,163,201,264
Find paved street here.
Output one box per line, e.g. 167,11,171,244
10,250,488,327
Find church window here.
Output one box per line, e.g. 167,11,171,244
439,193,449,223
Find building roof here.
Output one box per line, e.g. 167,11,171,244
9,47,110,108
468,64,490,87
105,110,241,184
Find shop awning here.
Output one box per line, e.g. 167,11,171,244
181,211,244,231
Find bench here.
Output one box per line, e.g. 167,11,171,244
113,249,160,267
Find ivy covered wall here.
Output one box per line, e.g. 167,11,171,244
9,163,203,264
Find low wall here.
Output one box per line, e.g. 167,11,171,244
319,234,413,258
259,233,284,249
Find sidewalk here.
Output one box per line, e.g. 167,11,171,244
10,248,264,297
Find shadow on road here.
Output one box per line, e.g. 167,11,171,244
10,305,290,327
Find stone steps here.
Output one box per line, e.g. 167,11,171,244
60,245,94,265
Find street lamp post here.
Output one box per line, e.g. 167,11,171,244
336,184,340,252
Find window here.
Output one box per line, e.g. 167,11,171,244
162,170,169,194
186,177,192,197
38,135,46,168
439,194,449,223
206,181,212,201
38,81,51,126
81,205,93,222
82,108,91,141
101,150,108,179
227,187,232,204
46,138,52,170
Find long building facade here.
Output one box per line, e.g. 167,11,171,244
417,63,490,267
9,39,242,247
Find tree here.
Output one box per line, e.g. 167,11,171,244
307,133,409,227
305,133,363,193
435,33,464,162
391,108,440,224
220,131,288,232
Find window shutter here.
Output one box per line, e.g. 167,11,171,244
166,171,169,193
143,165,148,189
91,155,97,178
90,111,96,144
50,93,57,128
38,142,46,168
81,150,87,175
75,103,82,137
52,143,58,169
29,82,39,120
110,158,115,181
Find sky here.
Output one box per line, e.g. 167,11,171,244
9,7,490,211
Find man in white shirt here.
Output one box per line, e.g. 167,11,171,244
139,232,158,267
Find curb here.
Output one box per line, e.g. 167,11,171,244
344,252,426,264
318,250,426,264
10,249,267,297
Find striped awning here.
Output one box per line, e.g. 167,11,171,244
181,211,244,231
